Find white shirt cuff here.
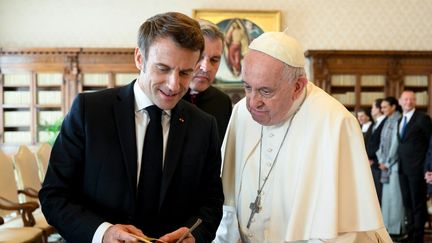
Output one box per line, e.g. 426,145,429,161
214,205,240,243
92,222,112,243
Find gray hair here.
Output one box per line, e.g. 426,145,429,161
283,65,306,83
198,19,224,42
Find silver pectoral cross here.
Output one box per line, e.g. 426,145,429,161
246,194,262,228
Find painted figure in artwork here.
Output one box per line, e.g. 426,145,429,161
225,19,249,77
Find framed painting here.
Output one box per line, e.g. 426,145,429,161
193,10,281,83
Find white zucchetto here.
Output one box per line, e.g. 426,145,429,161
248,32,305,68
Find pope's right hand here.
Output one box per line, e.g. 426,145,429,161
102,224,144,243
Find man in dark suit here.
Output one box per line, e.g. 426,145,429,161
397,90,432,243
366,99,387,203
39,12,223,243
183,20,232,142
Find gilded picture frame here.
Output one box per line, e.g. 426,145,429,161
193,10,281,83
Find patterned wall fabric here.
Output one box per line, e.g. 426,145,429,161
1,0,431,50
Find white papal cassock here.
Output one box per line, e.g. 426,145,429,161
214,81,392,243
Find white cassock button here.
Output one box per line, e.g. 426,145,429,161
267,162,272,167
269,133,274,137
267,148,273,152
248,233,253,238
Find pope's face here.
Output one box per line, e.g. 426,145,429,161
134,38,200,110
242,50,305,126
189,36,223,92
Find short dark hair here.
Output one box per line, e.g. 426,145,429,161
373,98,383,110
198,19,224,42
383,96,402,112
137,12,204,60
356,108,372,120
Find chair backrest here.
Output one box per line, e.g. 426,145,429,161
13,145,42,199
35,143,52,182
0,150,20,217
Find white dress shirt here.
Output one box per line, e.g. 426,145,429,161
373,115,386,131
361,121,372,133
92,81,170,243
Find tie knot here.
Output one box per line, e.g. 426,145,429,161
146,105,162,121
190,93,198,104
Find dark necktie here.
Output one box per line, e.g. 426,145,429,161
190,93,198,105
400,116,407,138
136,105,163,233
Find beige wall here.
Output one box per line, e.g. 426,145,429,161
1,0,431,50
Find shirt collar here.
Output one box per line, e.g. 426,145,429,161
403,108,415,120
361,121,372,132
375,115,386,126
133,81,171,116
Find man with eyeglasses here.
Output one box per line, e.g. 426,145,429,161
215,32,391,242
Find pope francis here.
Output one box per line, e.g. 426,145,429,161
214,32,392,243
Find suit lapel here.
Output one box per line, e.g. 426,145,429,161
113,82,138,196
404,111,417,137
159,102,188,207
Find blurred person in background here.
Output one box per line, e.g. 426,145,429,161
397,90,432,243
183,20,232,143
376,97,405,240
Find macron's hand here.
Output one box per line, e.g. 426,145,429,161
159,227,195,243
102,224,144,243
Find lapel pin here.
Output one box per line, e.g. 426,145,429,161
179,117,185,123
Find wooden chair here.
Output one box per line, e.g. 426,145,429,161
0,150,45,243
3,147,57,241
13,145,42,202
0,215,44,243
35,143,52,182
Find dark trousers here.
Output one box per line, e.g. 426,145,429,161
371,165,382,204
399,173,428,243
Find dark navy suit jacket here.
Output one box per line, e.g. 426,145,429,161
39,81,224,242
398,110,431,176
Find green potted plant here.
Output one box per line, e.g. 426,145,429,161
41,118,63,145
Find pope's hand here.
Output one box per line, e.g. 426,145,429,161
159,227,195,243
102,224,143,243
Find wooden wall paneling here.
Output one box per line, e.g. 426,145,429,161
64,55,79,112
0,72,3,143
0,48,79,145
306,50,432,116
77,48,136,93
30,72,37,144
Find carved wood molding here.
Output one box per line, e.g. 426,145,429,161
305,50,432,116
